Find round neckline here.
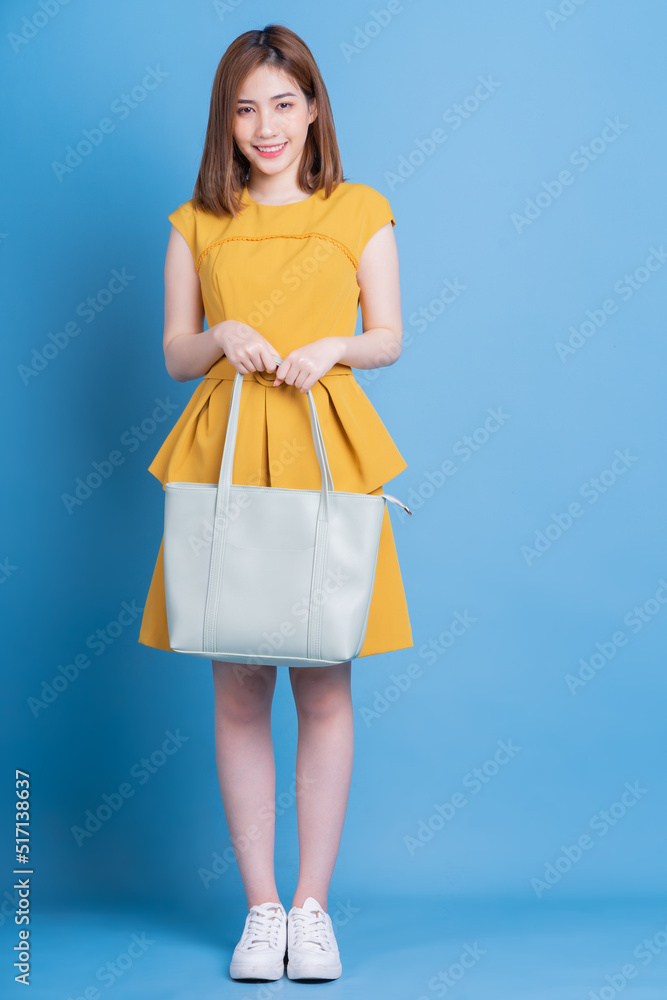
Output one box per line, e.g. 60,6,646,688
242,183,319,208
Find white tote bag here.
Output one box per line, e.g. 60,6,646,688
163,361,412,667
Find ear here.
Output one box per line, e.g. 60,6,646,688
308,96,318,125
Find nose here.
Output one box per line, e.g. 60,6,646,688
254,109,279,133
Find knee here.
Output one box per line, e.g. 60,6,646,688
213,662,275,723
291,672,351,721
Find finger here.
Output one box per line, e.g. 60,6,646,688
227,353,249,375
301,371,320,393
275,358,293,386
241,347,265,373
293,370,309,392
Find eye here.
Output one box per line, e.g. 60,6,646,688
277,102,293,109
237,106,253,115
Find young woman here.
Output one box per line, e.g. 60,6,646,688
138,23,413,983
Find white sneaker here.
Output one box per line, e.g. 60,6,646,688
229,901,287,981
286,896,342,980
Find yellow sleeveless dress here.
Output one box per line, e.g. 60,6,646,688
138,181,413,659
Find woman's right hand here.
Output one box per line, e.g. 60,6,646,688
213,320,281,375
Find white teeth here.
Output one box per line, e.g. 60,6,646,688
256,142,286,152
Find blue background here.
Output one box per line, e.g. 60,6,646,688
2,0,666,996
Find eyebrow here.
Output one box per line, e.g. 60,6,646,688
236,92,298,103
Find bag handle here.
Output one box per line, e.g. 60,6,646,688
202,357,335,654
217,355,334,501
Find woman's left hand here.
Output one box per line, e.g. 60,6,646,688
272,338,344,392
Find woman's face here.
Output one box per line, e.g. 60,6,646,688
232,64,317,182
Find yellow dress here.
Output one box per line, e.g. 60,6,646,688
138,181,413,659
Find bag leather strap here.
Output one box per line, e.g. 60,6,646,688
202,357,334,659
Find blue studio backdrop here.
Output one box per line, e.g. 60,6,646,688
2,0,667,997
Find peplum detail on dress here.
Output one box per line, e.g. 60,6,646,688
147,362,407,498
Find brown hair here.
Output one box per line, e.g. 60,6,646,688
191,24,345,218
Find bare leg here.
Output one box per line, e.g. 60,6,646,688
288,662,354,913
211,661,281,911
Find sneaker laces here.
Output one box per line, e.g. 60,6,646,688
290,906,332,951
240,904,283,950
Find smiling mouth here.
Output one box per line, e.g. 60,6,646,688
254,141,287,153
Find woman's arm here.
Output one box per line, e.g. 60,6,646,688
162,227,226,382
334,221,403,370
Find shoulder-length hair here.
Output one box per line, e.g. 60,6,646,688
191,24,344,218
